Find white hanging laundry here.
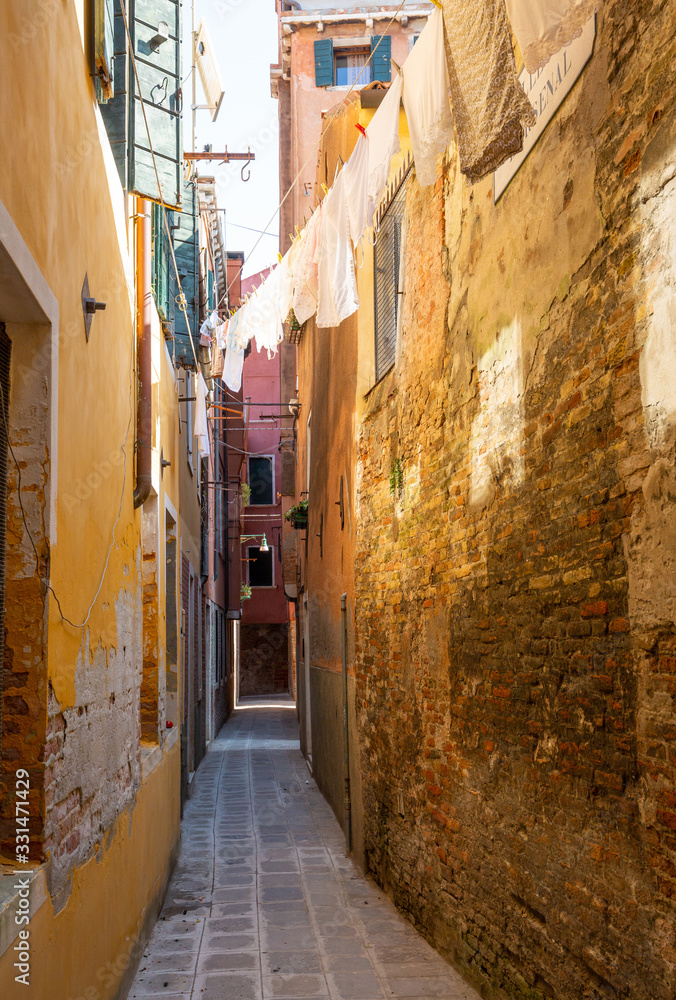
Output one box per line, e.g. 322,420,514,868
237,290,260,351
402,8,455,187
199,309,220,340
194,371,211,458
223,311,245,393
342,132,370,246
506,0,600,74
439,0,536,181
366,73,403,215
278,251,294,327
316,170,360,329
292,205,322,325
215,319,228,351
253,265,285,357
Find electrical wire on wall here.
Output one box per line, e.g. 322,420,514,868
0,319,134,630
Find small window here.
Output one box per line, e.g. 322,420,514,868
374,172,410,382
335,47,371,87
248,546,273,587
248,456,273,505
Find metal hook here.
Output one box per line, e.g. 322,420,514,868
241,148,252,182
151,76,169,106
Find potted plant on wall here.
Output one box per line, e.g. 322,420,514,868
284,499,308,530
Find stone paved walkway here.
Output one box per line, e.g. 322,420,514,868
129,704,480,1000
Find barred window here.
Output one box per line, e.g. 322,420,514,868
374,174,408,382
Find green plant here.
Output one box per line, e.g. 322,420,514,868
389,458,404,496
284,499,308,524
240,583,252,602
240,483,251,507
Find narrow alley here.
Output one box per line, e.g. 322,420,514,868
1,2,675,999
129,704,478,1000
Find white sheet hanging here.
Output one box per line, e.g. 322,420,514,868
236,294,256,351
223,311,245,393
194,372,211,458
402,8,455,187
366,73,403,215
506,0,600,74
316,170,359,329
292,205,322,325
439,0,536,181
253,264,285,357
342,132,370,246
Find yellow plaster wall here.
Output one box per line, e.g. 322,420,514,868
0,742,180,1000
0,0,139,705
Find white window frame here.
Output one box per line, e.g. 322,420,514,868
247,454,275,506
247,544,275,589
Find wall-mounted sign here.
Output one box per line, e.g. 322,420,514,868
494,17,596,201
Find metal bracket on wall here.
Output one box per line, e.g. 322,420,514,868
81,273,106,343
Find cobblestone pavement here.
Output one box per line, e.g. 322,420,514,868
129,703,480,1000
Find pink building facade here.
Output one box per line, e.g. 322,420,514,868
239,269,291,697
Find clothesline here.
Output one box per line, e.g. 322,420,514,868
195,0,600,441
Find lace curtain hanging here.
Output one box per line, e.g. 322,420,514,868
402,8,455,188
506,0,600,74
439,0,536,181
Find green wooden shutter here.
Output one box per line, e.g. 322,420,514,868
129,0,182,210
173,178,199,368
100,0,128,187
95,0,115,101
314,39,334,87
371,35,391,82
151,202,174,323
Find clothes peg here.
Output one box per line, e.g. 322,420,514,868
355,123,367,137
429,0,442,7
321,183,328,196
277,252,283,263
390,58,402,75
289,233,295,242
294,225,300,236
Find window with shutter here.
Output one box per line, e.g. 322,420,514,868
370,34,391,82
151,202,174,323
374,172,409,382
95,0,116,101
314,38,334,87
129,0,183,209
100,0,129,187
173,177,199,369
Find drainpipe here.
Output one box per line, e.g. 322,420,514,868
341,593,352,855
134,197,152,508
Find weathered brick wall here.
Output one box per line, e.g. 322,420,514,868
240,623,289,696
354,3,676,999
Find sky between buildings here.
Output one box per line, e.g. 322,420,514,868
185,0,281,279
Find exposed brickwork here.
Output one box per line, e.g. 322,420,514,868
352,4,676,1000
240,623,289,696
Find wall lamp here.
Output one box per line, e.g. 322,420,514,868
288,398,301,419
240,533,269,552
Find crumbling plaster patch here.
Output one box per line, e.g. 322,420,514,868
45,581,142,902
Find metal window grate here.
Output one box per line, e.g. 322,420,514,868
374,170,409,382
